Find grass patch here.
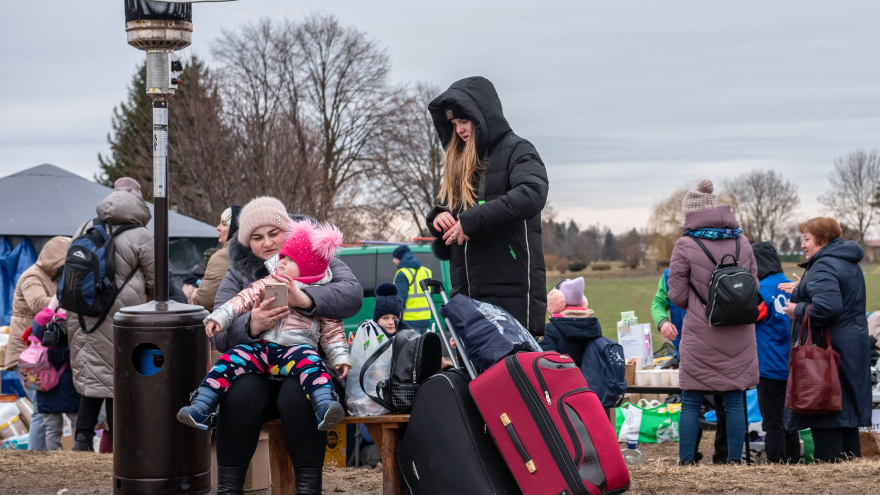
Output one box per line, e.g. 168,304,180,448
547,263,880,350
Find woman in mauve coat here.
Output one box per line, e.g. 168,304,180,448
781,217,871,463
667,180,759,465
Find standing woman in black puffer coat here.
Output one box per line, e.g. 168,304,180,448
427,77,550,336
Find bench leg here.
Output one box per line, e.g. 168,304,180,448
366,424,408,495
267,422,296,495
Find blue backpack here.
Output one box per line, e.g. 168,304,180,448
58,219,140,333
581,336,627,408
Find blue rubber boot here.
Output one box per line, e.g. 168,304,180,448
177,387,222,430
310,387,344,432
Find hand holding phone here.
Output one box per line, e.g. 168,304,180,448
264,283,288,310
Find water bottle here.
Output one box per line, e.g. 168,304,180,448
621,440,644,466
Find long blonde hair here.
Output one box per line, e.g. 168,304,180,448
439,126,481,212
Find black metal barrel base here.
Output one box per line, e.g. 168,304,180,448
113,300,210,495
114,471,211,495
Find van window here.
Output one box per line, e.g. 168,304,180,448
342,254,376,296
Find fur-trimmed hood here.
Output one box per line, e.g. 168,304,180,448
228,236,271,282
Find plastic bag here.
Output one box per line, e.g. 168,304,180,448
440,294,541,370
346,320,392,416
616,401,681,443
0,434,28,450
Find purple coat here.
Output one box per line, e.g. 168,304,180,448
667,206,759,392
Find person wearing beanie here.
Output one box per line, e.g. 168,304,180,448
30,307,81,451
209,196,363,495
193,205,243,311
373,283,410,336
179,220,351,434
540,278,600,365
667,179,758,466
237,196,292,245
391,245,433,333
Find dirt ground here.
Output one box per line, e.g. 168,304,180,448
2,435,879,495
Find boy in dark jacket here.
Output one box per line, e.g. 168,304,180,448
752,242,800,464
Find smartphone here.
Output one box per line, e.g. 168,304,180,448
264,283,288,310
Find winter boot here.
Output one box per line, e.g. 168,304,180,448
72,432,94,452
216,466,248,495
293,466,322,495
310,387,344,431
176,387,221,430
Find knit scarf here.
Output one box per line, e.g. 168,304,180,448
683,228,742,240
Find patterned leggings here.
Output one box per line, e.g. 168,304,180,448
202,341,334,401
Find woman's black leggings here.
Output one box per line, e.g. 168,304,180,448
215,374,327,468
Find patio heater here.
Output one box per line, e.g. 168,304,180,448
112,2,228,494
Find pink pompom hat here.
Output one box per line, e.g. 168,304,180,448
278,220,344,284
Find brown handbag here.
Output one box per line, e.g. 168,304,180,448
785,305,842,414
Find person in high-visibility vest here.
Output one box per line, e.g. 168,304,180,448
392,245,433,333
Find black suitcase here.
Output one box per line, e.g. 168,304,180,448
397,367,522,495
397,279,521,495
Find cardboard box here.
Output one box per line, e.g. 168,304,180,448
211,428,269,492
324,423,347,467
624,362,636,386
15,397,33,429
61,414,72,451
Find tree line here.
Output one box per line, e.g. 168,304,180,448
544,150,880,271
98,14,442,240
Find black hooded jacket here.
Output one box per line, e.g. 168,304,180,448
752,241,784,281
426,77,549,335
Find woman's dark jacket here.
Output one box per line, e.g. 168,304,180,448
426,77,550,336
784,238,872,431
32,318,81,414
211,237,364,353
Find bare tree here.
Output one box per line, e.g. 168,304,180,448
819,150,880,243
646,187,688,263
373,82,443,235
296,14,392,220
723,169,799,244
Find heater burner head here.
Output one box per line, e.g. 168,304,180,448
126,19,193,50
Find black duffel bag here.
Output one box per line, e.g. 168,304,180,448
360,328,441,413
41,315,69,348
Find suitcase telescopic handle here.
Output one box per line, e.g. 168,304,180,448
419,278,477,380
500,413,536,474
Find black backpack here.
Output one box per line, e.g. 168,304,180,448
360,329,442,413
58,218,141,334
688,236,760,326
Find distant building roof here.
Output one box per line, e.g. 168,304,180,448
863,240,880,248
0,164,216,238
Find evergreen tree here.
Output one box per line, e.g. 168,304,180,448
96,62,152,191
602,230,619,261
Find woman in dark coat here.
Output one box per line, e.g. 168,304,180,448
426,77,550,336
211,197,363,495
782,217,872,462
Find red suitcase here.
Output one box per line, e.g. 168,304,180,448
469,352,631,495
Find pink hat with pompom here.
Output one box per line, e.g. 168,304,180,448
278,220,344,284
547,277,589,315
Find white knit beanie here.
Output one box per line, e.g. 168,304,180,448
681,180,717,217
237,197,291,244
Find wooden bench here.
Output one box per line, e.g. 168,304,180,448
266,414,410,495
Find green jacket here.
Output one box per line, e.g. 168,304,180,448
651,274,671,329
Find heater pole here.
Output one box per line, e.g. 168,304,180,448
151,97,169,301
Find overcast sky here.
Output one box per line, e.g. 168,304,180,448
2,0,879,234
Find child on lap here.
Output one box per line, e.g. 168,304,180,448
178,220,352,431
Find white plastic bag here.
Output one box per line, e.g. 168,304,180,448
346,320,392,416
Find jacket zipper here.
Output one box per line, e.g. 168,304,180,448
532,357,552,405
464,240,471,295
524,220,530,329
505,356,587,495
413,334,425,383
556,388,593,471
